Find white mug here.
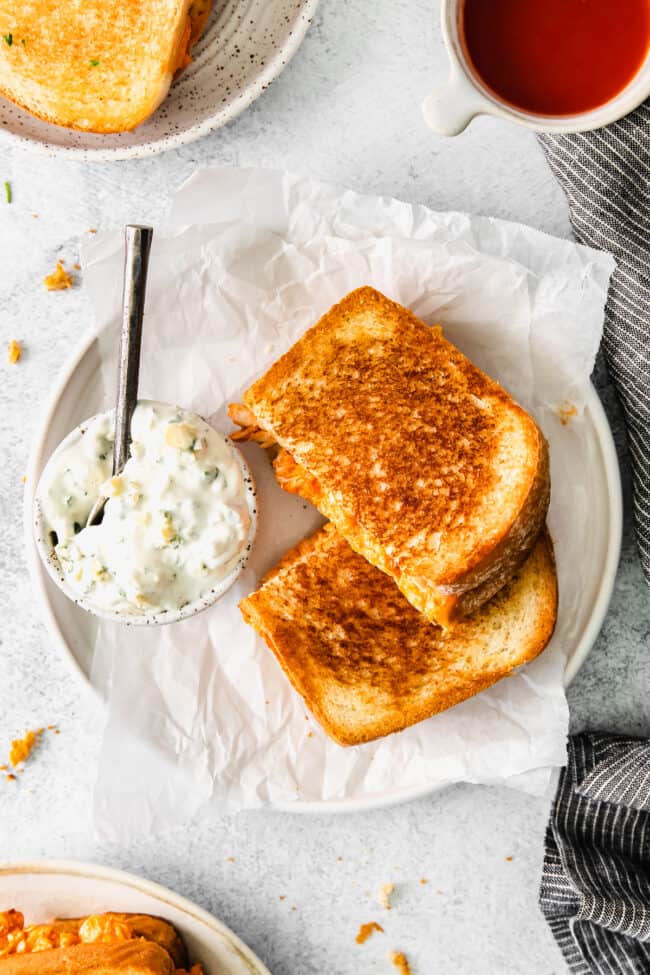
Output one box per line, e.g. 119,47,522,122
423,0,650,136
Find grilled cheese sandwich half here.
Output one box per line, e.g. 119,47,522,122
240,525,557,746
0,0,212,132
231,286,551,627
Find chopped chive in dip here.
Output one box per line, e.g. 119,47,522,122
2,33,12,46
89,58,100,67
4,181,11,203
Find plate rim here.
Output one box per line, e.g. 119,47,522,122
0,858,271,975
24,322,623,814
0,0,319,161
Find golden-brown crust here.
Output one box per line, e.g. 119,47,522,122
240,525,558,746
241,287,550,626
0,0,203,133
49,917,187,969
0,940,176,975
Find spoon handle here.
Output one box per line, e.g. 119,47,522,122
113,225,153,475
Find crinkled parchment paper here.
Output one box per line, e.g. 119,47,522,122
81,168,615,837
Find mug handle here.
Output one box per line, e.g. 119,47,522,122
422,70,486,136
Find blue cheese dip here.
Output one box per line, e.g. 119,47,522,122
37,401,253,617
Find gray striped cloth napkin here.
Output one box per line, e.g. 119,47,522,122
540,734,650,973
539,103,650,586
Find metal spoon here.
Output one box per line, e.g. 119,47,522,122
86,224,153,527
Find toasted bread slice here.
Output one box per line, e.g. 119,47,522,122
50,916,187,969
0,1,212,132
0,941,175,975
240,525,557,746
238,286,550,626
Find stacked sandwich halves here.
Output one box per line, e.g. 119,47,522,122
231,287,557,745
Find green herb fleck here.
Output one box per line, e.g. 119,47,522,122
64,495,73,508
89,58,100,66
4,181,11,204
3,33,12,47
20,38,25,46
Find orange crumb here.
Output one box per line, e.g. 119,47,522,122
279,896,286,901
44,261,73,291
5,774,16,782
88,228,97,234
389,951,412,974
505,856,513,862
0,765,7,771
557,401,578,425
419,878,428,885
47,725,56,730
379,883,395,910
7,340,21,364
73,263,81,270
226,857,235,863
337,857,343,862
306,732,313,738
54,730,60,735
9,729,43,767
355,922,384,945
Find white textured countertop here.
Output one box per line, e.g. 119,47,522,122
1,2,649,973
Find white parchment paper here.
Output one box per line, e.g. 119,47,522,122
82,168,615,837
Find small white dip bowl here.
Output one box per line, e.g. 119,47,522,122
33,406,257,627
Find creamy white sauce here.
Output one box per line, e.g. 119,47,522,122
37,401,252,616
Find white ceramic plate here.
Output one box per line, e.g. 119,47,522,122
24,323,623,813
0,0,318,160
0,860,270,975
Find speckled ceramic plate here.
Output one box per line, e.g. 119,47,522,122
0,0,318,160
0,860,271,975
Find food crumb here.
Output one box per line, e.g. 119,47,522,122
505,856,513,862
435,889,443,895
226,857,235,862
337,857,343,862
557,401,578,425
5,774,16,782
88,228,97,234
355,922,384,945
9,729,44,767
279,896,286,901
22,475,26,484
7,339,21,364
73,263,81,271
290,906,296,912
419,878,428,885
44,261,74,291
389,951,412,974
4,180,11,203
379,882,395,910
306,731,313,738
0,765,6,771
